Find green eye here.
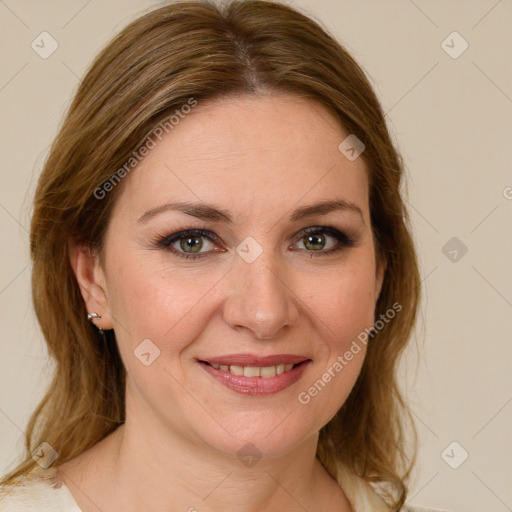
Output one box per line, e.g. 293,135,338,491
158,229,220,260
178,235,204,253
302,233,327,251
157,225,355,261
294,227,354,254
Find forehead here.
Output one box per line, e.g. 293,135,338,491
113,93,369,224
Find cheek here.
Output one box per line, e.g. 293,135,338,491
294,257,376,415
304,256,377,348
106,247,377,356
105,255,220,355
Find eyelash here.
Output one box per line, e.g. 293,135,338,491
154,225,356,261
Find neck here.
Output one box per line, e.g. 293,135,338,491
57,389,352,512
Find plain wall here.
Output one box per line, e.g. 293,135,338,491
1,1,511,511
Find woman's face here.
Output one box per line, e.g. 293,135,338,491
84,93,384,459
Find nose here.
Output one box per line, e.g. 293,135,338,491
221,252,300,340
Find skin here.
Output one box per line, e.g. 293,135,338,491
61,93,385,512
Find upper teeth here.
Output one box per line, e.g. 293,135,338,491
208,363,295,377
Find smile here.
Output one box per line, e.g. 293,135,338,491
197,358,311,396
205,361,296,377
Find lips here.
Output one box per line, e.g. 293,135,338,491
198,354,308,366
197,354,312,396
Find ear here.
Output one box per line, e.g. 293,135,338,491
374,253,387,304
68,239,113,331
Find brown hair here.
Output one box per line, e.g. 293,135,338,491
1,1,419,509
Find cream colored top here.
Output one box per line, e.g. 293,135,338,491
0,464,430,511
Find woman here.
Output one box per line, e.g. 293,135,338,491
0,1,421,510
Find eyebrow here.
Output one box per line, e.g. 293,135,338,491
137,199,364,225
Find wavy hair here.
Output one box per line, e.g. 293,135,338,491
1,1,419,509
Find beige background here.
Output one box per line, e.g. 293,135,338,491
1,1,511,511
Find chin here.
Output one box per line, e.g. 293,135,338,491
186,407,322,464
